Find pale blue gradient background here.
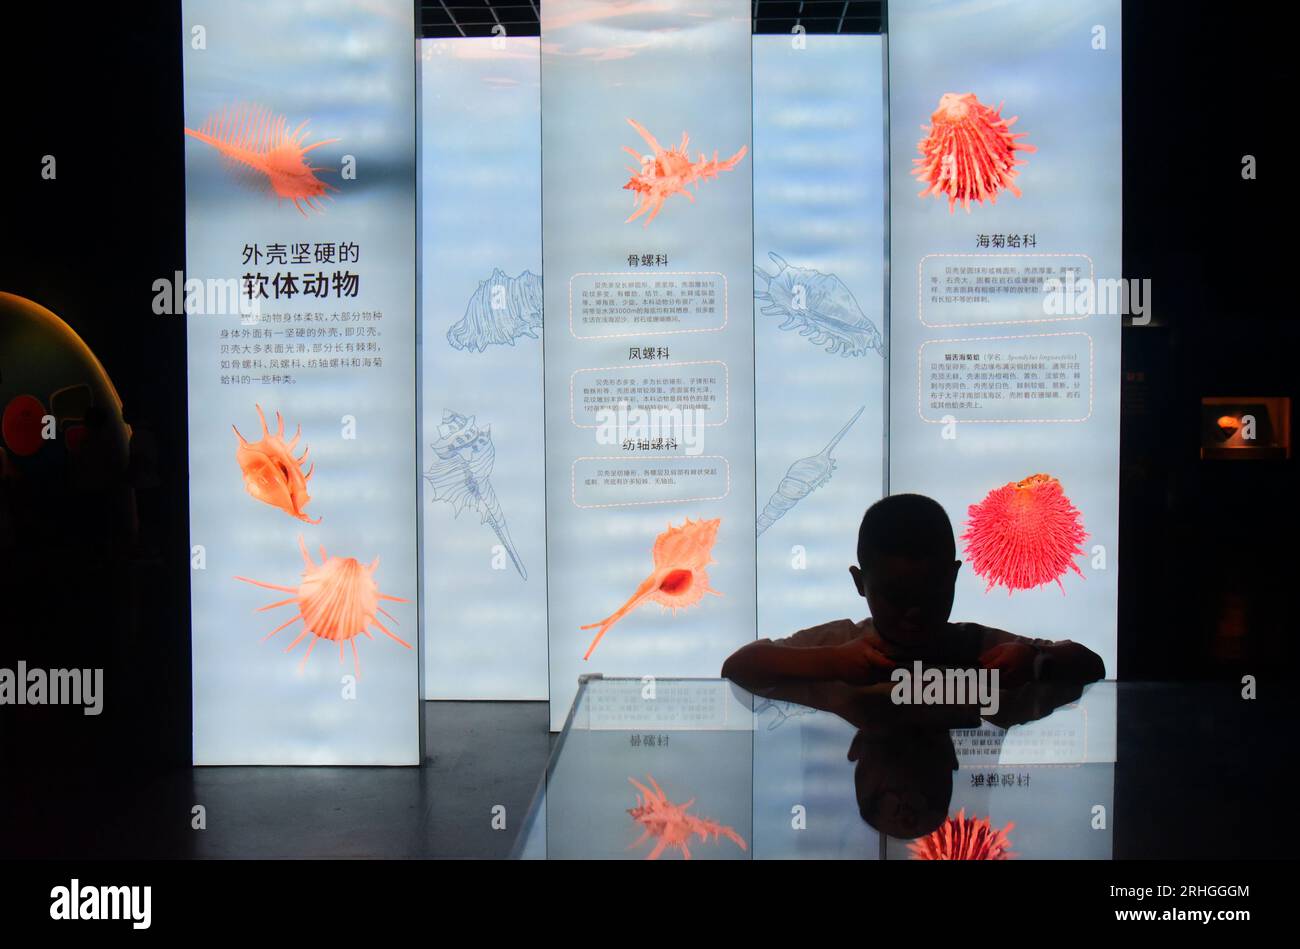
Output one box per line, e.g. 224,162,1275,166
419,38,548,699
888,0,1122,678
541,0,757,730
753,35,887,643
184,0,419,764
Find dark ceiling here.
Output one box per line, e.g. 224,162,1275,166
420,1,884,37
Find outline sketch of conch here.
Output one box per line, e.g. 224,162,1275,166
754,698,821,731
424,410,526,580
446,268,542,353
754,253,884,357
756,405,865,537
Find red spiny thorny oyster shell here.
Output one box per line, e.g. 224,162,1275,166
961,474,1087,594
913,92,1036,213
908,809,1016,860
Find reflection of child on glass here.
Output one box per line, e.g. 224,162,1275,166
723,494,1105,690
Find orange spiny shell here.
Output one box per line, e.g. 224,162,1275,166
233,403,320,524
626,775,747,861
622,118,747,227
234,535,410,678
650,515,719,580
184,104,339,217
581,516,722,660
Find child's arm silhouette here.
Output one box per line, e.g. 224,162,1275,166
978,629,1105,687
722,624,895,691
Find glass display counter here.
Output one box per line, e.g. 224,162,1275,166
514,676,1115,859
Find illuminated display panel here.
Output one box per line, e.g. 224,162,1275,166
753,33,887,643
541,0,757,729
415,30,886,711
184,0,419,764
418,37,548,699
887,0,1122,676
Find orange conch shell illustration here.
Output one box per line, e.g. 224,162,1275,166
233,404,320,523
627,775,747,861
581,516,722,660
235,535,410,678
184,103,339,216
622,118,747,227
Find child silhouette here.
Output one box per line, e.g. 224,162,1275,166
723,494,1105,689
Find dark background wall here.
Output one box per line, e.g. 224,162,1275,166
0,2,1290,779
1118,5,1293,678
1,5,191,775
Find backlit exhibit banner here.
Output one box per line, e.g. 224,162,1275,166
753,34,886,644
183,0,419,763
887,0,1121,675
541,0,756,729
418,37,547,700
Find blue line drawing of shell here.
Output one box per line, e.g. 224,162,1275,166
446,268,543,353
756,405,865,538
754,253,884,357
425,410,526,579
754,698,821,731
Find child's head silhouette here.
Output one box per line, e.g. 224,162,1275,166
850,494,961,649
850,727,956,839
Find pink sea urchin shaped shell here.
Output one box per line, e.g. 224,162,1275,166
961,473,1088,594
913,92,1036,213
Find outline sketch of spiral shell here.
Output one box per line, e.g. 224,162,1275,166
424,410,527,579
446,268,543,353
756,405,865,537
754,253,884,357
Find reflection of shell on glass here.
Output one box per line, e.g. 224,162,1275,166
754,253,884,357
581,517,722,660
234,535,410,678
913,92,1036,213
961,473,1087,594
909,809,1016,860
757,406,865,537
627,775,748,861
232,404,320,524
424,410,526,579
446,268,542,353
